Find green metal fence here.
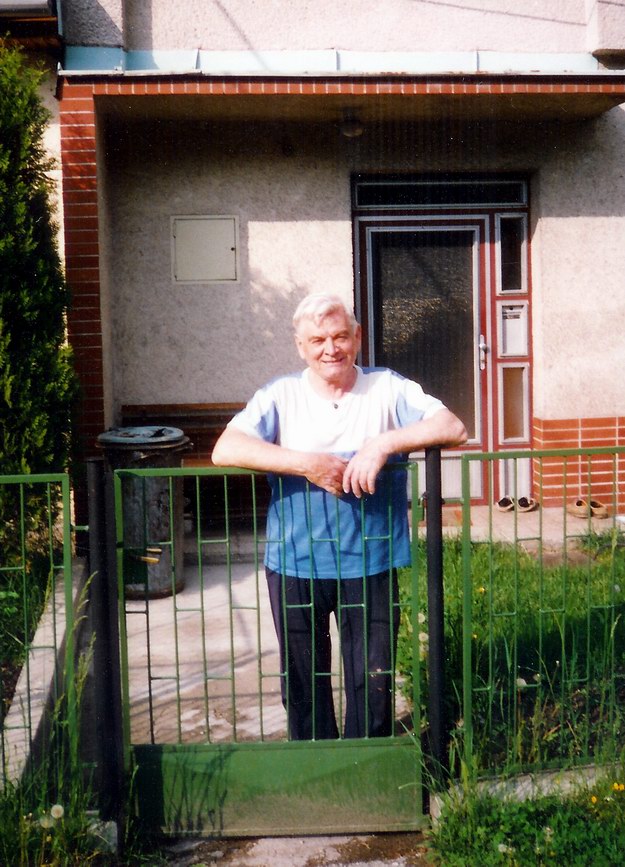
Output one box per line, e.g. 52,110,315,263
460,447,625,776
113,463,427,835
5,449,624,827
0,473,77,790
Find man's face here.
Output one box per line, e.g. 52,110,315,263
295,310,361,387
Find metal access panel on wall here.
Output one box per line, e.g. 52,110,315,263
114,466,425,837
171,215,238,282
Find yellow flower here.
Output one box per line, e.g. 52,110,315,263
591,795,598,804
478,586,486,595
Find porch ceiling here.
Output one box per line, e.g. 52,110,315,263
92,77,625,126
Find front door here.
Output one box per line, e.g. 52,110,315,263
354,176,532,502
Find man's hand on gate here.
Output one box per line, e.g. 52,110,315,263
342,438,389,498
305,453,349,496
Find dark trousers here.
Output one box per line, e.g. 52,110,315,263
266,568,399,741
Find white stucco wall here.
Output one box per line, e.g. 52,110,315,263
61,0,124,46
64,0,597,54
61,0,625,424
129,0,588,54
586,0,625,54
103,120,356,410
39,60,63,234
62,0,625,57
531,105,625,418
101,106,625,420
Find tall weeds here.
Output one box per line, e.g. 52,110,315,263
397,531,625,775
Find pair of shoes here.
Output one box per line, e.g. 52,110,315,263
496,496,539,513
517,496,539,513
496,496,514,512
566,498,609,519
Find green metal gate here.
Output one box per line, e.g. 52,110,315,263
113,465,426,836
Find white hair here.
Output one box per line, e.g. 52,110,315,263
292,293,357,333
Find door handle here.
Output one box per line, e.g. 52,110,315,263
479,334,489,370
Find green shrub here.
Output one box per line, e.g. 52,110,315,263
0,41,77,710
0,40,77,499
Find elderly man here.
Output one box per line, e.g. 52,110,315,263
212,293,466,740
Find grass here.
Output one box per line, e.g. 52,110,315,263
0,556,50,722
426,766,625,865
0,482,66,723
397,529,625,773
396,527,625,865
0,570,167,866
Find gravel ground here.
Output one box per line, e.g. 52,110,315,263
162,832,432,866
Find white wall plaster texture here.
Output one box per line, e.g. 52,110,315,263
60,0,625,420
530,106,625,419
104,121,354,408
61,0,124,46
122,0,587,54
103,105,625,416
586,0,625,53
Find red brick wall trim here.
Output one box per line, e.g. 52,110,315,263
59,80,102,497
533,417,625,511
58,72,625,97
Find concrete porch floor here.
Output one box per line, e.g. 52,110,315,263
440,502,621,546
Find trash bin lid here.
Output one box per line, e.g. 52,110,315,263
97,426,186,446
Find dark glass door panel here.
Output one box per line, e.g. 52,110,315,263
370,228,478,440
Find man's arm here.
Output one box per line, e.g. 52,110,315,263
342,408,468,498
211,426,347,497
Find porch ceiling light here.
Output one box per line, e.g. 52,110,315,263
339,111,364,138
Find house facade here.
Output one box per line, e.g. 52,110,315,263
11,1,625,515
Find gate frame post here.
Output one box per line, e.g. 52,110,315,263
86,457,125,832
424,447,448,787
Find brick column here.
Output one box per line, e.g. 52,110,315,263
59,80,104,523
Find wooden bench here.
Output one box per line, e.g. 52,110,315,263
120,403,268,522
121,402,245,466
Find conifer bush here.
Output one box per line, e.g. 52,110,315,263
0,40,75,482
0,41,76,484
0,42,77,694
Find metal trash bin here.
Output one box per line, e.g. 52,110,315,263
97,426,190,598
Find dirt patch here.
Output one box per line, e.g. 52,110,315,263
520,540,592,568
164,836,256,865
305,833,430,865
162,833,432,866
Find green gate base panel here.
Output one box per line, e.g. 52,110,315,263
132,737,425,837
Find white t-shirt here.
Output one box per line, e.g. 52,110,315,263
229,366,444,578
